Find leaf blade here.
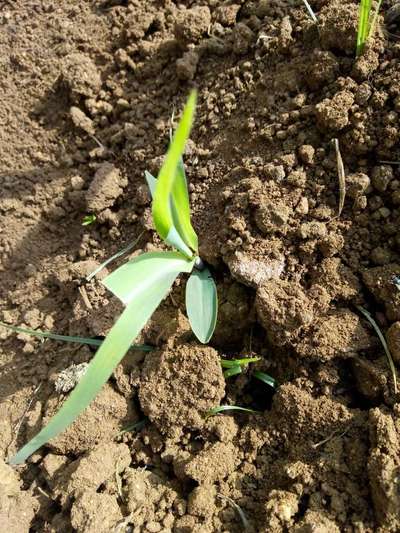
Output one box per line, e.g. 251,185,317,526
186,267,218,344
9,261,183,464
103,251,195,305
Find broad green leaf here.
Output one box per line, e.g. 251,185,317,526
152,91,197,255
0,322,152,352
171,161,198,252
9,260,182,465
103,251,195,305
145,168,198,256
186,267,217,344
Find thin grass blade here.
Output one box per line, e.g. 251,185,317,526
357,305,398,395
369,0,383,38
301,0,318,23
9,265,183,464
253,371,277,389
206,405,260,418
186,267,218,343
0,322,151,351
86,232,144,282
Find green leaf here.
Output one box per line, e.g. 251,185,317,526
356,0,372,56
221,356,260,368
186,267,218,344
253,371,277,389
82,214,96,226
103,251,195,305
224,365,242,378
152,91,197,256
0,322,152,352
9,258,183,465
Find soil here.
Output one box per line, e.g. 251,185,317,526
1,0,400,531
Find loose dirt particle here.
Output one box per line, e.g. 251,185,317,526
86,163,127,213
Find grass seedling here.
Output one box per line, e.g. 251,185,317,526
0,322,152,351
356,0,383,56
82,214,96,226
357,305,398,395
221,356,260,378
9,91,219,464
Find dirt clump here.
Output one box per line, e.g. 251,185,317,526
178,441,238,484
296,309,373,361
139,344,225,438
362,264,400,320
316,90,355,131
387,321,400,363
0,460,37,532
62,53,102,100
256,279,324,346
56,442,130,506
368,407,400,531
123,468,178,529
319,1,359,54
71,492,122,533
270,384,353,441
86,162,127,213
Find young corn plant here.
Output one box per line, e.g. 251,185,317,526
10,90,218,464
356,0,383,56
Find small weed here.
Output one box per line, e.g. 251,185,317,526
221,356,260,378
253,371,277,389
82,214,96,226
9,91,219,464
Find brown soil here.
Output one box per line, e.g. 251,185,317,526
1,0,400,531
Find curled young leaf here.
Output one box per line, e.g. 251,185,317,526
152,91,198,257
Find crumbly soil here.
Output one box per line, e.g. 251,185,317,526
2,0,400,531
